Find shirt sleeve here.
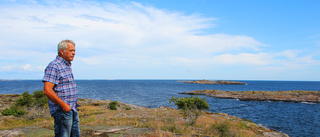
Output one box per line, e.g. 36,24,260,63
42,63,59,85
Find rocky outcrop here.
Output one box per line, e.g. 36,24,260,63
180,89,320,103
182,80,247,85
0,95,290,137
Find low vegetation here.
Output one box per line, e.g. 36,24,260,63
169,96,209,125
181,89,320,103
109,101,118,110
1,91,48,117
0,91,288,136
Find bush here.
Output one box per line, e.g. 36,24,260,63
1,108,28,117
15,91,34,107
125,107,131,110
14,90,47,108
170,96,209,125
33,90,47,107
109,101,118,110
212,121,231,137
1,90,48,117
169,96,209,111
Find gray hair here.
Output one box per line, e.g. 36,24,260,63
57,39,75,55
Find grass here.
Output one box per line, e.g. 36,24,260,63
77,106,270,136
0,117,53,130
0,95,278,136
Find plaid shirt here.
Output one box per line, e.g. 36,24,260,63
43,56,78,115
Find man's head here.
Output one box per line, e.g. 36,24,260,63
58,39,76,63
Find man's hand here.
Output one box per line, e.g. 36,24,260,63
61,102,71,112
44,82,71,112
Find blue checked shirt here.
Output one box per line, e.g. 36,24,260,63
43,56,78,115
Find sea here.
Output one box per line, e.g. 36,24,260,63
0,80,319,137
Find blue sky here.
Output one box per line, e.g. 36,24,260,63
0,0,319,81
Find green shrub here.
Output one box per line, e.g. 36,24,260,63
170,96,209,125
14,91,48,108
125,107,131,110
1,90,48,117
33,90,48,107
93,102,105,106
1,108,28,116
212,121,230,137
243,119,253,123
15,91,34,107
169,96,209,111
109,101,118,110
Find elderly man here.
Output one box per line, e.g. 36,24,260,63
43,39,80,137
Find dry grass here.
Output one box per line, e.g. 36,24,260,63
0,116,53,130
77,105,270,136
1,97,277,136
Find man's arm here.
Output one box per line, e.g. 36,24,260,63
44,82,71,112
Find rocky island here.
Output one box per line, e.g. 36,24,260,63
180,89,320,103
0,93,289,137
181,79,247,85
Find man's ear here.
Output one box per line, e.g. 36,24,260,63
59,49,64,56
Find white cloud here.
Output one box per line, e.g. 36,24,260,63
0,1,260,51
1,64,45,72
1,65,15,72
23,64,32,71
272,50,319,69
166,52,271,69
0,0,319,80
211,53,271,65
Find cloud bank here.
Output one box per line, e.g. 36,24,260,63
0,0,319,80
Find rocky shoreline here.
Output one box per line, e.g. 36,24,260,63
180,89,320,103
0,94,289,137
180,79,247,85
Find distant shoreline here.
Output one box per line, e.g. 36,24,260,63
180,89,320,103
178,79,247,85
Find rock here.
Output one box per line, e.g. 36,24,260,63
183,80,246,85
264,131,290,137
80,125,154,136
180,89,320,103
0,130,24,137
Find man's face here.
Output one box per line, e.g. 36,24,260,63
60,43,75,63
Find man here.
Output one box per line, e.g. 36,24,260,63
43,39,80,137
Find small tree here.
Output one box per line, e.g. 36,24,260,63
32,90,48,118
109,101,118,110
1,107,28,116
15,91,34,107
170,96,209,125
33,90,48,107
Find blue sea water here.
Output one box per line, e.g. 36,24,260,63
0,80,319,137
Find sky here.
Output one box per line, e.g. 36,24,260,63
0,0,319,81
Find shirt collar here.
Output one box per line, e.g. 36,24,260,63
56,55,72,66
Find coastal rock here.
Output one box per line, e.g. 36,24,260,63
77,98,147,111
0,94,290,137
264,131,290,137
182,79,246,85
0,130,24,136
180,89,320,103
